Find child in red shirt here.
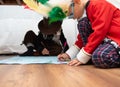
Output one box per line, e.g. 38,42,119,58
58,0,120,68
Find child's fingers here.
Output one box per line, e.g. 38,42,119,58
68,59,80,66
59,58,64,61
58,53,71,61
58,54,65,60
74,62,81,66
58,57,65,61
58,57,70,61
68,60,76,66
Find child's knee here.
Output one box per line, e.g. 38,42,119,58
92,53,107,68
92,53,120,68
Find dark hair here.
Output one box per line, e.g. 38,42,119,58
38,17,62,34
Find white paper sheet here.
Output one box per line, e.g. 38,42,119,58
0,56,68,64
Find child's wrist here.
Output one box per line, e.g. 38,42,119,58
77,48,91,64
66,45,80,59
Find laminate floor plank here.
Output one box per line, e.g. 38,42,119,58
0,56,119,87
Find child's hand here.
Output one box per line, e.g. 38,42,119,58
68,58,83,66
57,53,71,61
42,48,50,55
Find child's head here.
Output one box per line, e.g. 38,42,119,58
68,0,87,19
38,17,62,35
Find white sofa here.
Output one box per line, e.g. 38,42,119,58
0,5,42,54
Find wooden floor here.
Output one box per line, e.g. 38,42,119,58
0,56,120,87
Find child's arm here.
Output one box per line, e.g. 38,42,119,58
58,45,80,61
68,48,91,66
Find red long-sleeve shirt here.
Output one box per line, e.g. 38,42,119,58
75,0,120,54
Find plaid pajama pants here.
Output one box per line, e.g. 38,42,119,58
77,17,120,68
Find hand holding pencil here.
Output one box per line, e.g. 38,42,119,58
57,53,71,61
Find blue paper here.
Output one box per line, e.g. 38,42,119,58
0,56,68,64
